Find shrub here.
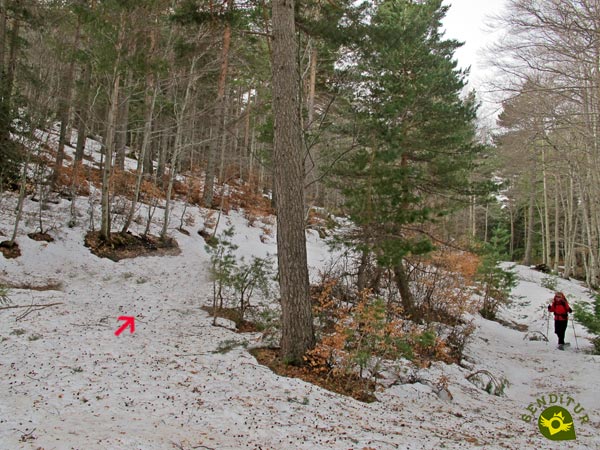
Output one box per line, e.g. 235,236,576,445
475,227,517,320
541,274,558,291
445,321,476,363
0,284,10,305
574,294,600,354
411,248,481,325
206,227,275,324
307,280,455,387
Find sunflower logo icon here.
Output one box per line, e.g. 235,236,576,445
538,406,577,441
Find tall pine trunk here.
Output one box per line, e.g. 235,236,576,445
100,13,125,241
74,62,91,163
272,0,315,364
122,72,158,234
162,57,197,239
115,69,132,171
523,160,536,266
0,5,19,148
202,0,233,207
52,17,81,186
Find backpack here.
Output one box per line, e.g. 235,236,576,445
553,298,569,320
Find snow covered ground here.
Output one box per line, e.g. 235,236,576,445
1,192,599,450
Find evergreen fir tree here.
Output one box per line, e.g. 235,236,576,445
335,0,484,317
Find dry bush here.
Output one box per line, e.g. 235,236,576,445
111,169,137,198
54,163,90,196
139,177,165,202
109,170,165,205
306,279,452,387
307,208,327,227
410,248,480,325
174,177,203,205
203,210,217,230
211,190,232,214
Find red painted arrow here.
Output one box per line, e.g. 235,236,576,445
114,316,135,336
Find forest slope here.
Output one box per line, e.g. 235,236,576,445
1,192,599,450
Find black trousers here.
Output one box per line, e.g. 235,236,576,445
555,320,568,345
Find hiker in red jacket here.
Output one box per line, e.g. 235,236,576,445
548,292,573,349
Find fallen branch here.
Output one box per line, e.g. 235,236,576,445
523,330,548,342
0,302,63,310
466,369,509,396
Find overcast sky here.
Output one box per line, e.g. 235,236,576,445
441,0,508,124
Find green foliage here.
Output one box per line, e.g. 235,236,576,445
0,133,21,184
206,226,239,308
206,227,275,322
213,339,247,354
541,274,559,292
333,0,485,271
254,306,280,333
476,227,517,320
574,295,600,354
347,297,383,373
171,0,244,27
0,284,11,306
414,330,437,349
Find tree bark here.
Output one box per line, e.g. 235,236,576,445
523,159,536,266
100,13,125,241
74,62,91,163
114,69,132,171
0,0,7,70
541,144,551,266
272,0,315,364
202,0,233,207
394,261,415,319
0,5,19,146
122,70,158,234
52,16,81,186
162,57,197,239
307,44,317,129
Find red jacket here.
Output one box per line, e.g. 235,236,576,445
548,294,572,321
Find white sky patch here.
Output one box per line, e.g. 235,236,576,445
441,0,508,127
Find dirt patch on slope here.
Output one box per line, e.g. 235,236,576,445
84,231,180,261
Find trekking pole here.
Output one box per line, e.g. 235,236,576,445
546,309,550,344
571,316,580,351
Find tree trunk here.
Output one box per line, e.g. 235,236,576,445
52,17,81,186
9,148,30,245
523,167,536,266
394,261,415,319
541,144,551,266
122,72,158,234
74,62,91,163
553,176,560,273
272,0,315,364
114,69,132,171
217,89,230,185
162,57,197,239
0,0,7,69
0,6,19,146
100,13,125,241
307,44,317,129
202,0,233,207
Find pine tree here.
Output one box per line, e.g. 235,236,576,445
574,296,600,354
336,0,483,318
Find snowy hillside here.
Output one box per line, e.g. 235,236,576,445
1,188,599,450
